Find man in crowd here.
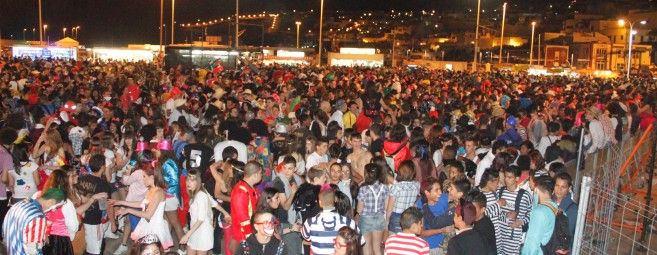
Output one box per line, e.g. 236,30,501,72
384,207,430,255
230,161,263,252
302,185,358,255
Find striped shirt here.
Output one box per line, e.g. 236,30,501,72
384,232,430,255
482,190,504,254
3,199,48,255
495,187,533,255
302,209,359,255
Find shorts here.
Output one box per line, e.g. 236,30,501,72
358,213,386,234
164,195,179,211
84,223,108,255
129,215,141,230
388,212,402,233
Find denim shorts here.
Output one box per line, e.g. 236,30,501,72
359,212,386,234
388,212,402,233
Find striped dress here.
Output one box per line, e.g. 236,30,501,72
494,187,533,255
2,199,48,255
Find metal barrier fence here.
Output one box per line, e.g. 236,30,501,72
572,124,657,255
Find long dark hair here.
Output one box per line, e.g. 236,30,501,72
361,163,381,187
256,187,281,213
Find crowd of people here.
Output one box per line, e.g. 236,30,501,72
0,55,655,255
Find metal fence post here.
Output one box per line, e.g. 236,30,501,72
573,176,592,255
574,126,586,201
637,123,657,252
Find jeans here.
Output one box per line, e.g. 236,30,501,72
388,212,402,233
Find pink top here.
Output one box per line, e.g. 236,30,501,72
45,207,69,237
123,169,147,202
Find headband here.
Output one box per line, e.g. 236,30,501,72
135,141,149,152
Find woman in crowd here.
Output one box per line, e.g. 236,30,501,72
113,161,174,250
356,163,387,255
2,145,39,203
385,160,420,234
180,169,216,255
41,168,79,255
153,139,185,249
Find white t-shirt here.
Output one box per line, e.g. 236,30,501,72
214,140,248,163
10,161,39,199
305,152,329,170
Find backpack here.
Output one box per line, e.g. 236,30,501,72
541,203,573,255
497,188,528,232
292,183,321,223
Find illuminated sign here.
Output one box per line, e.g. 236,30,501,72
12,46,77,60
91,48,154,62
339,48,376,55
277,50,305,58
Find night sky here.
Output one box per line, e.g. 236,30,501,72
0,0,454,46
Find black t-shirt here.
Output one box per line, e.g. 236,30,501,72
473,216,498,255
79,174,112,225
234,234,284,255
182,143,213,172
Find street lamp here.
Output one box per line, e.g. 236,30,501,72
473,0,482,72
63,27,67,38
529,21,536,66
499,2,507,64
318,0,325,66
23,28,27,41
43,24,48,43
159,0,164,54
295,21,301,48
171,0,175,44
32,28,36,40
618,18,647,80
38,0,43,42
235,0,239,48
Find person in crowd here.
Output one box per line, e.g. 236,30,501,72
386,160,421,234
554,172,578,236
78,154,113,255
356,163,388,255
496,166,533,255
475,140,506,186
154,139,185,251
522,176,558,254
2,145,39,203
230,161,263,252
0,127,17,240
130,234,165,255
180,169,217,255
383,124,411,171
497,116,523,147
384,207,430,255
234,211,286,255
447,201,486,255
466,190,497,255
41,169,80,255
415,177,449,255
114,159,174,251
306,137,329,170
302,185,359,255
347,132,372,183
3,188,67,255
334,226,363,255
272,155,303,255
113,144,151,255
537,122,562,157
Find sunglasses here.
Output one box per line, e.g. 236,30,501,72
254,219,280,228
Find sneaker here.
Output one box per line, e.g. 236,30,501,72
113,244,129,255
105,231,120,239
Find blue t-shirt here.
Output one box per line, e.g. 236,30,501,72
416,193,450,248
